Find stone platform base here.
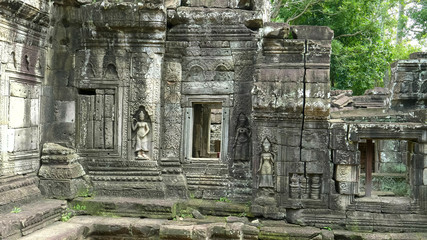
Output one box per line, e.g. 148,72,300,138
0,174,42,213
0,199,66,240
287,208,427,233
20,215,427,240
70,196,177,219
70,196,252,220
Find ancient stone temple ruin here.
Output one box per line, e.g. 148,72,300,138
0,0,427,239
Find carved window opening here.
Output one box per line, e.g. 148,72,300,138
358,139,411,197
192,102,222,158
183,95,230,162
77,89,116,150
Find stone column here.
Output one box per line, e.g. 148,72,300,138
419,142,427,212
329,123,359,210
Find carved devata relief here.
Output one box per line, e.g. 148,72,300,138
233,113,251,161
132,106,151,160
258,138,274,188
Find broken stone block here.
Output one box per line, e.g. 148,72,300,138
410,52,427,59
159,225,193,239
365,87,389,95
226,216,249,223
38,143,89,199
192,209,205,219
263,22,290,39
332,93,353,109
331,89,353,96
165,0,181,9
291,25,334,40
183,0,229,8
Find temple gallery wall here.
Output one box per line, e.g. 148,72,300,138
1,0,427,237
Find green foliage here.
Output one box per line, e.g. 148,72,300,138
274,0,423,95
322,226,332,231
11,207,21,214
73,204,87,211
217,197,231,203
180,212,193,218
176,209,193,219
407,0,427,41
238,212,247,217
61,208,73,222
77,187,94,198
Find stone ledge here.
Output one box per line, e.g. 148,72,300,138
70,196,177,219
0,0,49,27
287,208,427,233
0,174,42,213
167,7,263,28
0,199,66,239
20,222,88,240
69,196,252,220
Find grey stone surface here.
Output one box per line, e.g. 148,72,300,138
38,143,89,199
0,199,65,239
0,0,426,235
192,209,205,219
22,215,427,240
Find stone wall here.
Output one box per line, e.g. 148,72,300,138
323,53,427,230
389,52,427,109
251,23,333,218
164,3,264,201
0,0,49,210
0,0,426,233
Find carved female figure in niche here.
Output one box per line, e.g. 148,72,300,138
132,111,150,159
233,113,251,161
258,138,274,188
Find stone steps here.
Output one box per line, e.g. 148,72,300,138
0,174,42,213
85,160,166,198
20,222,87,240
0,199,66,239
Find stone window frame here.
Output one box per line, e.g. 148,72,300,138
182,95,230,163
